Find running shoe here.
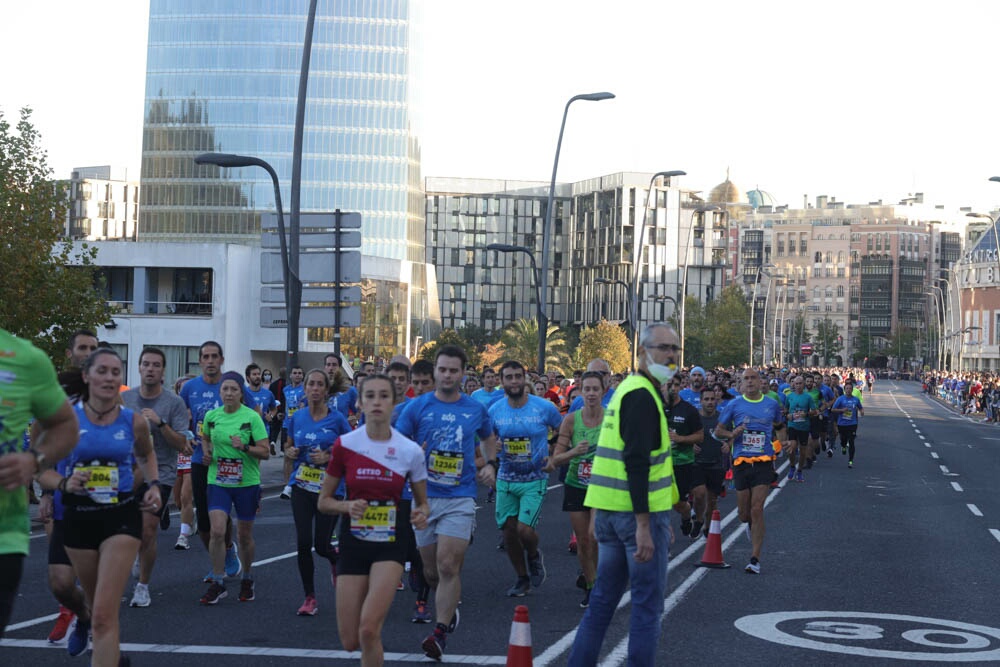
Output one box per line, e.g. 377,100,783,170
827,448,833,458
745,557,761,574
297,595,318,616
690,520,704,540
787,467,795,481
48,606,75,643
849,460,854,468
680,517,693,536
568,533,578,553
527,550,547,588
576,572,587,590
239,578,255,602
129,583,150,608
225,543,242,577
411,600,432,624
486,487,495,504
269,442,277,455
200,581,227,605
496,532,505,551
397,578,405,591
795,470,804,483
447,607,460,633
174,533,190,550
280,485,292,500
506,576,530,597
66,617,90,656
421,629,447,661
203,570,215,583
842,446,847,455
580,588,591,609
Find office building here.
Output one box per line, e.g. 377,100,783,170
65,166,139,241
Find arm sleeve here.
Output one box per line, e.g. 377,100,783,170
619,388,660,515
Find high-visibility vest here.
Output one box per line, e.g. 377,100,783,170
584,373,678,512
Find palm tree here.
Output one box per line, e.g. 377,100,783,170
498,318,571,373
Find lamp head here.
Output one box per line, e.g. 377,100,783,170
194,152,258,168
576,92,615,102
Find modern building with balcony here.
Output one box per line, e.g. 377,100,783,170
65,166,139,241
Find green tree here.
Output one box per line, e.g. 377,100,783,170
0,108,112,364
676,295,708,366
455,324,497,355
814,318,844,364
701,285,751,368
418,329,480,368
887,327,918,369
498,318,571,373
852,327,877,364
577,319,631,373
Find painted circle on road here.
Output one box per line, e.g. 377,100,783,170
734,611,1000,662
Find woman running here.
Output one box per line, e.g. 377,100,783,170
199,371,270,605
547,371,603,608
172,374,196,550
288,369,351,615
831,378,864,468
56,348,159,666
319,375,429,667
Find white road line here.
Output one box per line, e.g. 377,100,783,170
968,504,983,517
930,452,939,459
918,435,925,440
0,640,508,664
951,482,964,492
924,443,931,448
4,613,59,633
939,465,950,474
547,484,563,491
913,429,921,435
991,529,1000,544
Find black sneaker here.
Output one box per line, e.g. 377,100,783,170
200,581,227,605
580,588,591,608
575,572,587,590
527,550,547,588
827,449,833,458
690,520,704,540
680,517,693,536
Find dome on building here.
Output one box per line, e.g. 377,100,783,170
747,188,779,210
707,168,746,205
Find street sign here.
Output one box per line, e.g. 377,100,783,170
260,306,362,329
260,251,361,284
262,231,361,250
261,211,362,230
260,285,362,304
800,343,814,355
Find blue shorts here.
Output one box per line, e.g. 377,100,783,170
207,484,261,522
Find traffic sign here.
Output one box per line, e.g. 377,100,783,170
261,211,362,230
800,343,814,355
262,231,361,250
260,251,361,284
260,285,362,304
260,306,362,329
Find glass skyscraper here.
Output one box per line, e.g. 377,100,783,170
139,0,424,264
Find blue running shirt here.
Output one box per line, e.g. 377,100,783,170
832,394,863,426
716,395,785,462
489,394,563,482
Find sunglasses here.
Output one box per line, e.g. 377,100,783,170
647,344,681,352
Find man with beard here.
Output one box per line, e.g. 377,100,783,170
679,366,707,409
664,375,703,537
488,361,563,597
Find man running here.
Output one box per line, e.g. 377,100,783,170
395,345,498,661
665,376,703,537
690,386,727,539
784,375,817,482
470,367,504,408
489,361,562,597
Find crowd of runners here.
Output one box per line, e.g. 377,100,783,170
1,324,878,666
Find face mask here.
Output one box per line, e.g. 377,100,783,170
645,352,677,384
263,374,271,381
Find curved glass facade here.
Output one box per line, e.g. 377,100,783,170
140,0,423,263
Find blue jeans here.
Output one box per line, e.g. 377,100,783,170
567,509,671,667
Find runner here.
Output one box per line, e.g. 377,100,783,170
489,360,563,597
171,374,196,550
319,374,429,667
831,378,864,468
470,367,504,408
287,369,351,615
199,371,270,605
395,345,498,661
664,376,703,537
690,386,727,539
280,366,306,499
245,363,278,443
547,371,603,607
58,348,160,664
122,347,191,608
784,375,818,482
0,328,78,638
713,368,787,574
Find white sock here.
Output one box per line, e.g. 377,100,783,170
135,582,147,591
180,523,192,536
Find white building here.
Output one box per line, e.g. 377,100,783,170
66,166,139,241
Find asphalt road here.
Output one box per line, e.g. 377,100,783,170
3,381,1000,665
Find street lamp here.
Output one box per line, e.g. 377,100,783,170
631,170,687,368
654,295,677,322
487,243,544,372
924,290,941,369
749,263,777,366
595,278,633,339
194,152,301,370
539,91,615,375
679,205,720,368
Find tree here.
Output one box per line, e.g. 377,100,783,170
0,108,112,364
577,319,631,373
814,318,844,364
479,342,506,370
887,327,918,370
788,314,811,366
676,295,708,366
701,285,751,368
418,329,480,368
455,324,497,354
498,318,571,373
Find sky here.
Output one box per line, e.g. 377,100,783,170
4,0,1000,213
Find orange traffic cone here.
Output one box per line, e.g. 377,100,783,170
696,510,731,569
506,604,533,666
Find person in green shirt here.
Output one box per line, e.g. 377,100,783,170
199,371,269,605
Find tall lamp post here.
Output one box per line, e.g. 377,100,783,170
194,152,300,370
749,263,776,366
539,92,615,375
654,295,677,322
631,170,687,368
679,205,720,368
488,243,544,372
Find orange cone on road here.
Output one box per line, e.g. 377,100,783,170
696,510,731,569
506,604,533,666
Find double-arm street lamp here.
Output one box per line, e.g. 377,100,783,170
595,278,633,338
194,152,301,370
488,243,544,372
539,91,615,375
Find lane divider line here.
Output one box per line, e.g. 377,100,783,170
951,482,964,492
968,504,983,517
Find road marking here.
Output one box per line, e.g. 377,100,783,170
4,613,59,633
951,482,964,492
968,504,983,517
930,452,939,459
981,438,1000,441
0,640,508,664
940,465,950,474
918,435,926,440
924,443,931,448
914,429,921,435
547,483,563,491
991,529,1000,544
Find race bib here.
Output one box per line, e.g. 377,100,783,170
843,409,853,420
350,500,396,542
77,463,120,504
793,410,806,422
428,450,463,486
177,453,192,470
504,437,530,457
215,457,244,485
294,464,324,493
576,460,592,486
743,429,767,454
